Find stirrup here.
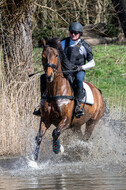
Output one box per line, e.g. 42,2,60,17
75,105,84,118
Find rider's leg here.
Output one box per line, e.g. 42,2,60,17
74,71,86,117
33,74,46,116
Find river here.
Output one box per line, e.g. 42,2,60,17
0,156,126,190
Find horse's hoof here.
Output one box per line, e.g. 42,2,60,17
53,139,60,154
33,154,38,161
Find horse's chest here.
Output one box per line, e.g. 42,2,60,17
42,101,61,120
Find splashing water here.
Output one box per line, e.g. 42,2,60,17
0,106,126,177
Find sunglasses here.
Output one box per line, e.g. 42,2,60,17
70,31,80,35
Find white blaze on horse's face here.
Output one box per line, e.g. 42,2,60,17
46,69,54,83
43,47,58,83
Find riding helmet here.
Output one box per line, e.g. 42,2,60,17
69,22,83,33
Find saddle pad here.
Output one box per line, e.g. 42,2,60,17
82,82,94,105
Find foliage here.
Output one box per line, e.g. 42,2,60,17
32,26,66,47
106,24,119,37
32,0,120,47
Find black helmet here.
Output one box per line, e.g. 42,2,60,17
69,22,83,33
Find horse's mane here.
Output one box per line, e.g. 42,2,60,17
46,37,65,64
46,37,71,74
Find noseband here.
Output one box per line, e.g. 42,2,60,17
45,62,58,70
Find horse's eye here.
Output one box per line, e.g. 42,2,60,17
55,54,58,57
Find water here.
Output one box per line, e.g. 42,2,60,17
0,157,126,190
0,109,126,190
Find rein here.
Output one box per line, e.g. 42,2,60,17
28,68,78,78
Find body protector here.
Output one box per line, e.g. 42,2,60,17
63,37,93,68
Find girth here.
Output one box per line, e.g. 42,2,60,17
42,95,75,100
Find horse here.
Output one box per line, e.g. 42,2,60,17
33,37,105,160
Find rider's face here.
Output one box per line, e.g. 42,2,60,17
70,31,80,41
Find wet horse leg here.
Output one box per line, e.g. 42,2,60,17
52,117,70,154
33,118,47,160
84,119,97,141
52,128,61,154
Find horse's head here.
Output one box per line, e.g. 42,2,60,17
42,38,60,83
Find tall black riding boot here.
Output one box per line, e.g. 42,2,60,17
75,87,86,118
33,74,46,116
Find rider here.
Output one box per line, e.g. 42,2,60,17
33,22,95,117
60,22,95,117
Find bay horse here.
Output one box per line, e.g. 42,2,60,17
33,38,105,160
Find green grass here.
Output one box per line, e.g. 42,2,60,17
86,44,126,111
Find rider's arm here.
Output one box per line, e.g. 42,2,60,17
81,59,95,70
81,43,95,70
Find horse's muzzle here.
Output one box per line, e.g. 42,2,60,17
46,73,54,82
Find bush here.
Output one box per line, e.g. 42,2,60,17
32,26,67,47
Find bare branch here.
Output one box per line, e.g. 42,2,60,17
34,2,69,24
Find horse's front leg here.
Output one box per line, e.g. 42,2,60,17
33,118,47,160
52,117,70,154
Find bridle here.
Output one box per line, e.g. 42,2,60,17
43,46,60,73
45,62,58,70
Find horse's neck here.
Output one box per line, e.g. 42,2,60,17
46,74,71,96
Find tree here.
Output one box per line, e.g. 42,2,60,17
1,0,34,83
112,0,126,37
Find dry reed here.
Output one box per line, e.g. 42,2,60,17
0,54,41,157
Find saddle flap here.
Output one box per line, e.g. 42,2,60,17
82,82,94,105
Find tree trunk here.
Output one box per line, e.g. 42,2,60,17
1,0,34,83
112,0,126,37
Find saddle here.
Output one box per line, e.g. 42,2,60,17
81,82,94,105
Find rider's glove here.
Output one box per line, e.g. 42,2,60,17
73,65,82,72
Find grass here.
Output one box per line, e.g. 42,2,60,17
33,44,126,112
87,44,126,111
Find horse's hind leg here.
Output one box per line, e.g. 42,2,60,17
33,118,47,160
83,119,97,141
52,128,61,154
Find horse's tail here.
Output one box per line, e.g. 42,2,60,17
98,88,108,115
98,88,102,94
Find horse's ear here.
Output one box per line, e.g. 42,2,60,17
56,38,61,44
41,38,46,47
